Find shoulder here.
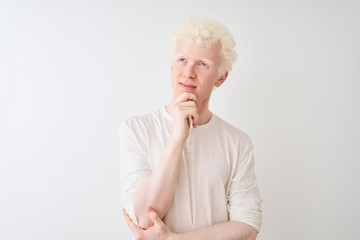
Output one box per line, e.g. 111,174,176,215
119,108,168,136
214,115,253,147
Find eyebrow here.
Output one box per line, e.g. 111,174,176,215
175,53,185,59
175,53,214,66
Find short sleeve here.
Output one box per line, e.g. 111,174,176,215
228,139,263,232
119,119,152,225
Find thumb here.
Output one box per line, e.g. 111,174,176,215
147,207,163,226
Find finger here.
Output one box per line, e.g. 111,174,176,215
122,208,142,234
147,207,164,226
191,115,198,128
182,108,199,127
175,92,198,103
180,107,199,127
179,108,198,121
188,116,193,128
193,118,198,128
177,101,197,108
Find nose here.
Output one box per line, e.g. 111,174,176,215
183,65,196,79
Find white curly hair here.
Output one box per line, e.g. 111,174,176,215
168,17,237,77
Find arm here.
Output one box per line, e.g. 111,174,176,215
122,125,261,240
132,92,199,229
123,207,258,240
227,139,262,233
132,135,185,229
173,221,257,240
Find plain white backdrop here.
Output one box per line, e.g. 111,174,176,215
1,0,359,239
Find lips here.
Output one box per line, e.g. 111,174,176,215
179,82,197,90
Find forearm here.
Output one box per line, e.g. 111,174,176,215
171,221,257,240
133,136,185,229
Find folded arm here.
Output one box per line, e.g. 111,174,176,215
132,136,186,228
120,92,199,229
174,221,257,240
123,208,258,240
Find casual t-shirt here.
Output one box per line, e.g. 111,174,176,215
119,107,262,233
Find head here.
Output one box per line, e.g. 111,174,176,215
168,17,237,79
168,17,237,105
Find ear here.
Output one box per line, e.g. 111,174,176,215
215,71,228,87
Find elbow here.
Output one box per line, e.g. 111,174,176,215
247,229,257,240
232,221,258,240
137,206,165,230
137,216,154,230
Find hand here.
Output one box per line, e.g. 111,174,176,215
123,207,176,240
167,92,199,141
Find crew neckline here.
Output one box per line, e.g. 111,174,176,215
160,106,217,131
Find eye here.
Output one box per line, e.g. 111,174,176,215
178,58,186,63
199,62,208,68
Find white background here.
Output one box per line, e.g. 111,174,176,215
1,0,359,239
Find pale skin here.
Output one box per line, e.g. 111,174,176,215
124,41,258,239
123,207,257,240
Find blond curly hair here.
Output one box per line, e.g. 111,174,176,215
168,17,237,77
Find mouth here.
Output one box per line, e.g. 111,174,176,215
179,82,197,90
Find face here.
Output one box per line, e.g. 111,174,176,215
170,41,227,106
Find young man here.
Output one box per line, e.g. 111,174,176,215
119,18,262,240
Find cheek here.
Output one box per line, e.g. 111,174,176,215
202,72,218,85
171,66,182,76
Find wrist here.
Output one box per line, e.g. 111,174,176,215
170,133,188,145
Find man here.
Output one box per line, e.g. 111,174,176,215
119,17,262,240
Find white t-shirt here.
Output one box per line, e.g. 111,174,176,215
119,107,262,233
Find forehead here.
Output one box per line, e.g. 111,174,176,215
174,40,220,61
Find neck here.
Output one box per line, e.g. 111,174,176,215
196,101,212,125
